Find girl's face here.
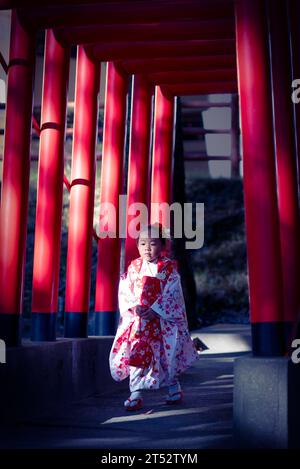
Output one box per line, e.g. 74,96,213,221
138,233,163,262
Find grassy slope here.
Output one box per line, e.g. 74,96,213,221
185,177,250,325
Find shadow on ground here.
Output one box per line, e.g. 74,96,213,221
0,351,250,449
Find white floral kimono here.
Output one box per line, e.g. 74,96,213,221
109,255,198,391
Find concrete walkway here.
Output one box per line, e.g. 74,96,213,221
0,325,251,450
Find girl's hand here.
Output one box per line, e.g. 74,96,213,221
134,305,146,316
140,308,159,321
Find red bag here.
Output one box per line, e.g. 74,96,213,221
140,275,161,307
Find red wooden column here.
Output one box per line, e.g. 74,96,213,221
268,0,300,344
31,30,70,341
124,74,153,269
0,11,35,346
95,62,128,335
290,0,300,184
235,0,284,356
150,86,176,237
64,47,100,338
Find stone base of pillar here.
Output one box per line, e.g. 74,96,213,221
0,337,127,422
0,314,21,347
234,357,300,448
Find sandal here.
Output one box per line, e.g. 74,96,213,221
124,397,143,411
165,390,183,405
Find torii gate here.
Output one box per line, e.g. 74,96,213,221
0,0,300,367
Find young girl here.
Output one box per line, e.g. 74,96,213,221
109,223,198,411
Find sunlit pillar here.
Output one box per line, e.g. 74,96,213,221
31,30,70,341
0,11,35,346
124,74,153,269
95,62,128,335
64,46,100,338
150,86,176,229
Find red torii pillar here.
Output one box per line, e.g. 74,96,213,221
150,86,176,239
31,30,70,341
235,0,285,355
64,46,100,338
290,0,300,185
268,0,300,344
95,62,128,335
124,74,153,269
0,11,35,346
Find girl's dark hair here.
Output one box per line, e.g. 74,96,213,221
136,223,167,247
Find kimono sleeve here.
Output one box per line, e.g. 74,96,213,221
118,271,139,317
150,269,188,321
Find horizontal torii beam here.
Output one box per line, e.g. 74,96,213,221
1,0,233,9
18,0,234,29
162,81,238,95
54,19,235,45
92,39,236,61
146,69,237,85
120,55,236,74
